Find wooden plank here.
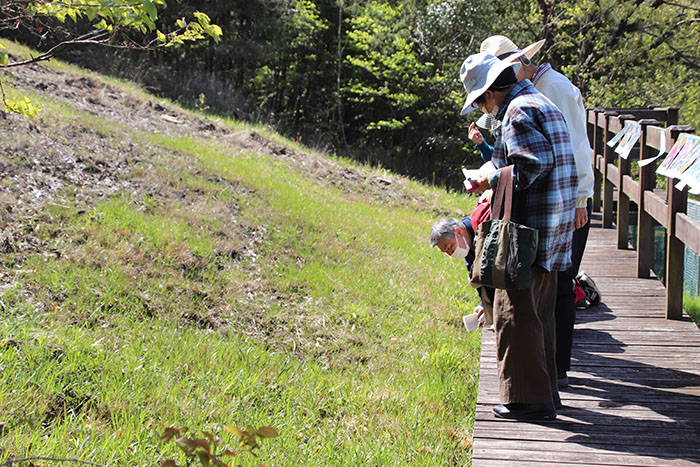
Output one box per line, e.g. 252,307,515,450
603,113,618,228
596,154,604,171
609,116,624,133
622,175,639,204
643,125,666,150
588,109,598,125
676,212,700,256
471,219,700,467
666,178,687,319
637,121,660,279
606,164,619,185
474,425,700,445
644,190,668,227
472,441,700,466
474,420,700,437
474,460,687,467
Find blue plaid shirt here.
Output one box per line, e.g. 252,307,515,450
488,80,578,272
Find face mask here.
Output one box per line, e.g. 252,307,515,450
487,104,500,119
450,233,470,259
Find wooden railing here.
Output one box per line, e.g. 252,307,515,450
586,107,700,319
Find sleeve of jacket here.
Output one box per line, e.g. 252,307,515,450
535,71,594,207
499,106,554,191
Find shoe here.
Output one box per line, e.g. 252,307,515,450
558,372,569,389
553,392,563,410
492,402,556,420
577,271,601,306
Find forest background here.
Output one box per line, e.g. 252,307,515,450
5,0,700,189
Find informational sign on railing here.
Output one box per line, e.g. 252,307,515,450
607,121,642,159
657,133,700,194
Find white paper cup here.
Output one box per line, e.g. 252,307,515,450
462,313,480,331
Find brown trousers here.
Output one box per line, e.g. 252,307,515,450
493,266,558,404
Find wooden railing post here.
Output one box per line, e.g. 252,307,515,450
593,110,604,212
665,125,695,319
616,114,637,249
636,119,661,278
662,106,680,126
603,111,619,228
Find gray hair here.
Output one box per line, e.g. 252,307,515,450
429,218,461,247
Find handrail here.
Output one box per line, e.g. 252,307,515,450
586,108,698,319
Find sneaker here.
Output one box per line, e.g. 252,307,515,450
493,402,556,420
553,392,563,410
577,271,601,306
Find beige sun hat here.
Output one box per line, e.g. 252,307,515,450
480,35,545,63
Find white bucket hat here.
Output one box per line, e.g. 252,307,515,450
459,52,521,115
480,35,545,63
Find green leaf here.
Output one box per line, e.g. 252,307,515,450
0,52,8,67
224,426,244,436
143,1,158,19
193,11,211,26
206,24,223,42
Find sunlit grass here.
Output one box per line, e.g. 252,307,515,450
0,47,482,466
684,292,700,329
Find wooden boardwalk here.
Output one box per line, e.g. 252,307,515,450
471,214,700,466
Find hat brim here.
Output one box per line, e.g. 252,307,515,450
505,39,545,63
460,61,521,115
476,113,501,131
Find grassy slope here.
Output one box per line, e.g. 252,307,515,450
0,41,481,465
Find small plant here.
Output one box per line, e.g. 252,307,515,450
195,93,210,113
160,425,279,467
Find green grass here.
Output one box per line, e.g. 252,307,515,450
684,292,700,329
0,47,482,465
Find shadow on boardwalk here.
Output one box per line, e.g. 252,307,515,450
471,221,700,466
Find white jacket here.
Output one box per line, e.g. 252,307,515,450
532,64,594,208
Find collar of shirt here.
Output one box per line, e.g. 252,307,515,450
495,79,534,121
531,63,552,86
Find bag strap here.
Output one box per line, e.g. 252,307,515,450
490,165,514,221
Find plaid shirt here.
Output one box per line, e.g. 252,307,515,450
489,80,578,272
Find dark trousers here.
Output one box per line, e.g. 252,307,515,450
494,267,558,404
555,198,592,374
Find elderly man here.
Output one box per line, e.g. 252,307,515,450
430,199,493,328
461,52,578,420
480,35,594,388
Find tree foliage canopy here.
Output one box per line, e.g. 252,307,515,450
0,0,222,116
2,0,699,187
